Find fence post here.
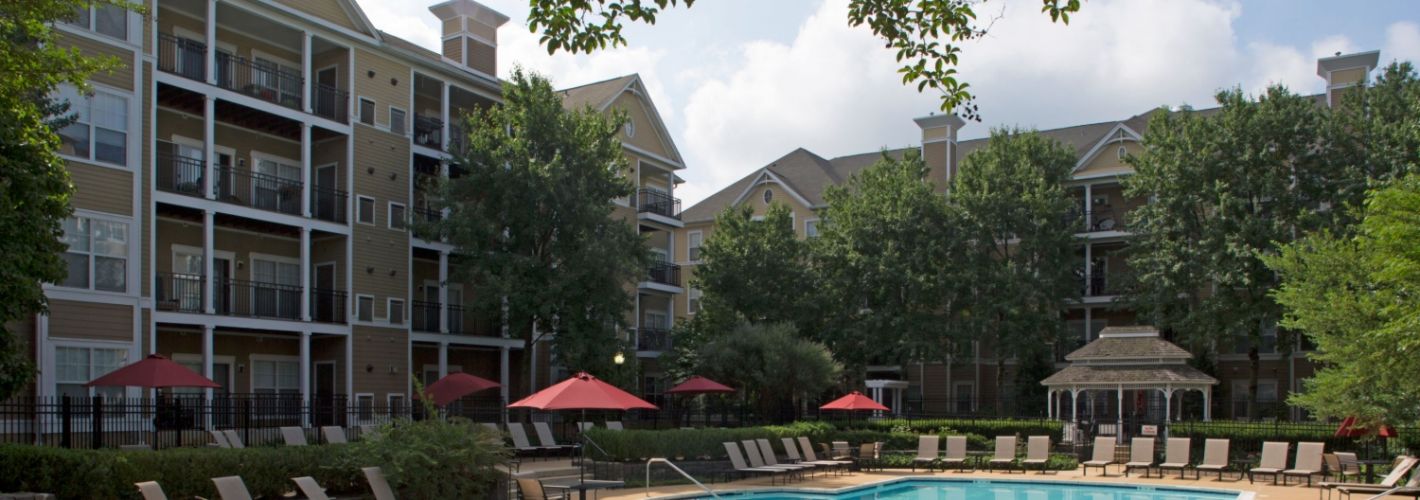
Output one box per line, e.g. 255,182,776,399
92,396,104,449
61,395,72,449
243,397,252,446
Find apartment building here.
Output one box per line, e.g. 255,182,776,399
29,0,685,414
673,50,1383,421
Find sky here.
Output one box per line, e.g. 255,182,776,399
356,0,1420,206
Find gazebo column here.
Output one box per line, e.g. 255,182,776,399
1116,384,1124,444
1046,389,1053,419
1071,387,1080,424
1202,388,1212,421
1160,386,1173,422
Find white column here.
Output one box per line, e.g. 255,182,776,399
301,32,312,113
1084,243,1093,296
203,210,215,313
633,294,641,350
203,97,216,199
437,342,448,378
300,123,312,217
499,346,510,402
1202,389,1212,421
438,251,449,333
1163,387,1173,422
204,0,216,85
1083,183,1093,231
1116,384,1125,444
299,332,311,425
893,388,902,415
202,326,214,399
345,335,354,398
1047,389,1054,420
440,82,450,149
300,228,311,321
1071,388,1079,424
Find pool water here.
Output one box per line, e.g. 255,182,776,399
690,479,1243,500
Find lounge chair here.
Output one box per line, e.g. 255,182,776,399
280,426,308,446
362,467,397,500
1022,436,1050,473
1333,452,1363,482
606,421,624,431
911,435,941,472
942,436,969,471
724,442,788,484
222,429,245,449
1249,441,1289,484
757,439,817,475
1081,436,1118,476
292,477,331,500
1283,441,1325,486
358,424,378,440
507,423,554,457
832,441,852,461
577,421,594,432
321,426,347,444
856,443,882,472
1336,459,1420,500
1157,437,1194,479
533,421,578,455
742,439,809,477
1195,438,1231,480
120,444,150,451
987,436,1018,472
480,422,500,432
208,430,230,448
1320,456,1416,500
516,478,564,500
1124,437,1157,477
797,437,853,473
211,476,253,500
135,481,167,500
782,437,846,475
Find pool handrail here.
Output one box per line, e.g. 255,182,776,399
646,458,720,498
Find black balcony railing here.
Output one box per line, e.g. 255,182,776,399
412,300,440,332
313,83,348,122
155,146,205,198
413,206,442,224
636,189,681,218
413,114,443,149
1080,270,1120,297
646,261,681,287
310,288,346,324
215,52,303,111
310,186,347,223
157,32,206,82
1085,209,1125,232
637,328,672,351
214,165,303,215
216,278,301,320
155,273,205,314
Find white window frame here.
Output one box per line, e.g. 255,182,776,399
171,353,235,395
356,195,377,225
249,354,301,395
687,231,703,262
249,253,301,319
388,106,407,136
65,3,129,42
58,213,131,294
56,85,130,169
250,150,302,212
387,393,406,416
355,294,375,322
387,298,406,325
804,218,820,238
249,49,301,106
51,340,134,400
357,97,376,126
353,393,376,423
388,202,407,232
687,288,702,315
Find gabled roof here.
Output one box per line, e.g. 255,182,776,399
1063,326,1193,361
270,0,382,40
558,74,685,167
1040,364,1218,387
679,147,915,223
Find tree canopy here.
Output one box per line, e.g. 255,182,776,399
694,322,841,422
432,68,649,389
526,0,1082,119
0,1,125,399
690,203,815,329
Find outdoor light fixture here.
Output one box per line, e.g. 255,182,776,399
613,351,625,365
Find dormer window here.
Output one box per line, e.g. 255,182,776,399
624,120,635,138
763,189,773,204
1117,145,1127,159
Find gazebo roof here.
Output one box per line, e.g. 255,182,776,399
1063,326,1192,361
1040,364,1218,387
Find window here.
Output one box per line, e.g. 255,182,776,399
251,257,300,319
389,107,406,135
387,394,405,416
388,203,406,231
624,120,635,138
762,189,773,204
358,98,375,125
357,196,376,225
355,394,375,420
388,299,405,325
1117,145,1128,159
252,358,299,394
56,346,127,399
805,219,820,238
688,288,702,314
356,295,374,322
56,86,128,166
687,231,703,262
66,3,127,41
60,216,128,292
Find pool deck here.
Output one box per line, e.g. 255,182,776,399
600,466,1320,499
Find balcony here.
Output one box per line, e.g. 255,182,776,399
310,186,348,224
156,148,205,198
313,84,348,122
215,52,303,111
215,164,303,216
413,114,443,150
637,328,672,352
1084,209,1125,232
1080,270,1121,297
646,261,681,287
157,273,341,322
636,189,681,219
412,300,441,332
310,288,346,324
157,33,206,82
155,273,205,314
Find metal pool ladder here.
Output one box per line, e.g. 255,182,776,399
645,458,721,498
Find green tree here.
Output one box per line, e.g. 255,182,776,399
1266,175,1420,426
1328,62,1420,218
1123,86,1341,419
812,150,965,374
0,1,127,399
951,128,1079,413
526,0,1081,119
432,69,648,391
694,322,841,422
691,204,814,329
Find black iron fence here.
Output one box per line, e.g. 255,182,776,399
155,272,205,313
156,32,206,82
311,288,347,323
311,185,348,223
646,261,681,287
414,114,443,149
214,164,303,215
636,328,671,352
156,145,206,198
1086,209,1125,232
636,188,681,218
412,300,441,332
215,52,303,111
313,83,348,122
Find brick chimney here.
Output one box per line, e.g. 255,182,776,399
914,113,966,193
429,0,509,76
1317,50,1380,107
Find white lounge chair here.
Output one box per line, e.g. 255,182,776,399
1124,437,1156,477
363,467,397,500
280,426,308,446
507,422,555,457
135,481,167,500
292,476,332,500
1283,441,1324,486
211,476,253,500
208,430,230,448
1022,436,1050,473
1157,437,1194,479
321,426,347,444
742,439,809,475
606,421,624,431
911,435,940,472
516,477,564,500
831,441,852,460
1249,441,1289,484
1195,438,1230,480
1333,457,1420,500
987,436,1018,472
724,442,788,484
781,437,846,475
222,429,245,449
756,439,816,475
797,437,852,473
577,421,594,432
1081,436,1117,476
942,436,969,471
533,421,578,455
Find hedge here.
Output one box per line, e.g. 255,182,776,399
587,421,1005,461
847,418,1063,442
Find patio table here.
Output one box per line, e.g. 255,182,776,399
1356,458,1392,483
541,478,625,500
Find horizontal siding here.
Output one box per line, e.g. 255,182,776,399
58,35,133,91
613,94,671,159
49,300,132,342
70,163,133,215
274,0,361,32
443,38,463,65
467,40,495,76
354,49,410,126
352,126,410,318
352,325,409,396
141,62,154,297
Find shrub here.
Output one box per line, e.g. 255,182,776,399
848,418,1062,441
586,421,1000,461
342,418,510,500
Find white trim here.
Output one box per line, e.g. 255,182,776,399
597,76,685,166
686,230,703,263
355,195,377,225
1072,123,1143,173
387,201,407,232
410,332,524,349
355,294,376,322
804,217,821,238
730,170,815,210
387,105,407,136
248,354,301,393
356,96,377,126
387,298,406,326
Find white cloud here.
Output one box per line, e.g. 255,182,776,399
1384,22,1420,66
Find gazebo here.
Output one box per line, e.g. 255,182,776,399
1041,326,1217,437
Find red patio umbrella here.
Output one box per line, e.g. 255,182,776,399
508,371,657,411
85,354,220,389
1336,416,1398,438
819,391,890,412
666,375,735,394
419,372,500,407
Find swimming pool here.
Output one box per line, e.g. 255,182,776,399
662,478,1250,500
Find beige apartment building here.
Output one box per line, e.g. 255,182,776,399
29,0,686,415
673,50,1383,421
